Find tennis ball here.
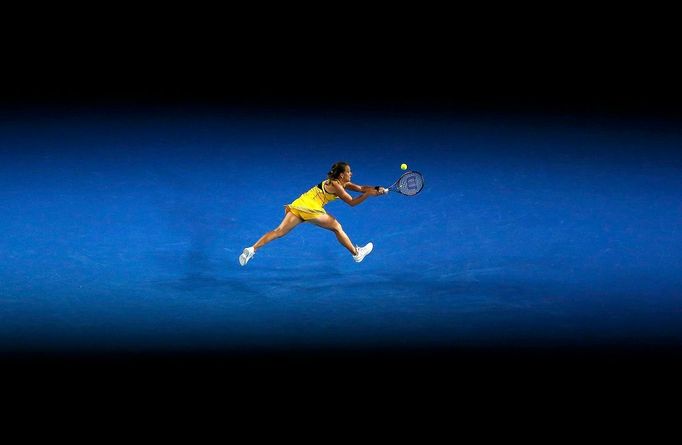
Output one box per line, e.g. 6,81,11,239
401,163,408,170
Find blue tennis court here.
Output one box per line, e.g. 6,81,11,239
1,105,681,359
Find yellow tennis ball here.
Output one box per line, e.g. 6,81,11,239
400,163,408,170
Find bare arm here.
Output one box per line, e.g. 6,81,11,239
345,182,377,193
330,181,381,207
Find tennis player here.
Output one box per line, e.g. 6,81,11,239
239,162,387,266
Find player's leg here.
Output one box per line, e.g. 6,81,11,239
309,214,357,255
253,210,304,251
240,210,304,266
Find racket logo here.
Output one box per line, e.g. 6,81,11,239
406,175,418,191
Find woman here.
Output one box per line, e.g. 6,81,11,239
239,161,387,266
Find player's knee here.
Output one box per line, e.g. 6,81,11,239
331,222,343,233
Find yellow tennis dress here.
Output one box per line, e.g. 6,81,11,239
285,179,339,220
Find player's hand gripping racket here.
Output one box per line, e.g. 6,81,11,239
375,170,424,196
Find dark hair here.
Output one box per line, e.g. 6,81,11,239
327,161,349,180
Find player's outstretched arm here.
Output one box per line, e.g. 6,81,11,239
330,181,380,207
345,182,387,194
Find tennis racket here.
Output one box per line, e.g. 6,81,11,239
375,170,424,196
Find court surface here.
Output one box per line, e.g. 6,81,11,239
1,105,681,357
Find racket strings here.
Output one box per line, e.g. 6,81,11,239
397,172,424,196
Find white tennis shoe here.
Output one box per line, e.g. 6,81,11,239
239,247,255,266
353,242,373,263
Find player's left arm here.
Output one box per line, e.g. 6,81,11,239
345,182,378,193
345,182,387,194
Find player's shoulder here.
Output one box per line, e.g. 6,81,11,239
328,179,344,189
324,179,342,194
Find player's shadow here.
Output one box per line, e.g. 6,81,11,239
159,269,271,300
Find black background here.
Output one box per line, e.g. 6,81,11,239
3,10,681,117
